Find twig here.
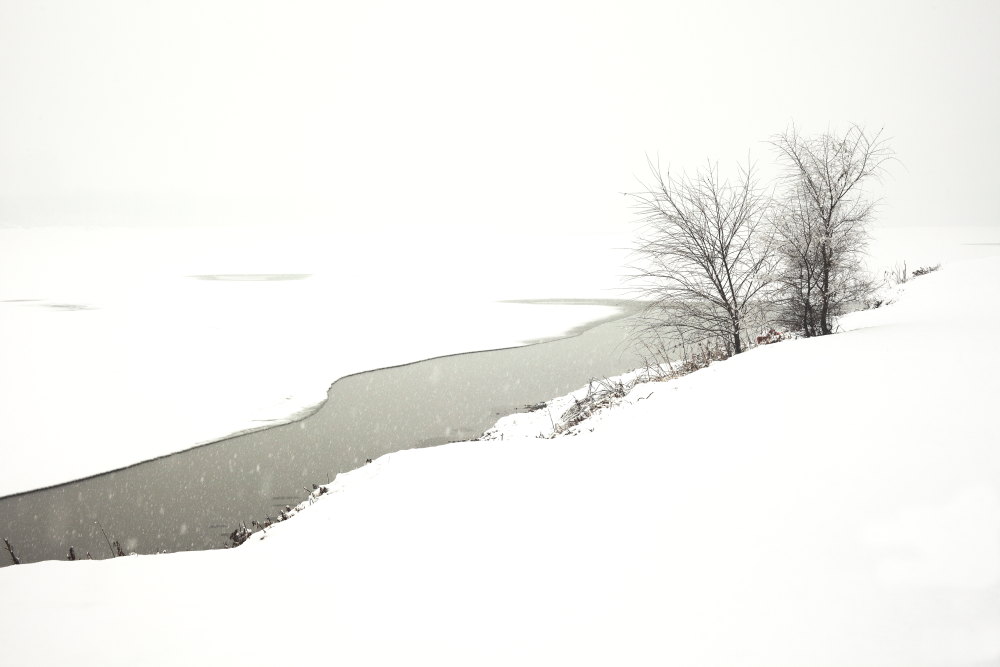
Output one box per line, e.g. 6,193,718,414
95,520,116,557
3,537,20,565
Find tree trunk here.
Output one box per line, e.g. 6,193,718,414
818,239,833,335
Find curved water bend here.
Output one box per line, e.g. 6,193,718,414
0,300,647,566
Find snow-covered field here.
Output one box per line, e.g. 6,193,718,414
0,225,632,496
2,248,998,665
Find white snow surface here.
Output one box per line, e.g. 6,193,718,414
2,253,999,666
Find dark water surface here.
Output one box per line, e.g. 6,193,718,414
1,301,646,566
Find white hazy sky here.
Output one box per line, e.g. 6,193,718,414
1,0,998,234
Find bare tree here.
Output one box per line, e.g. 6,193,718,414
772,183,823,336
629,159,774,357
771,125,892,335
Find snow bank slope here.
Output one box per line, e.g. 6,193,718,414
2,257,999,666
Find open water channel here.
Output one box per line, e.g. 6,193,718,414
0,300,647,566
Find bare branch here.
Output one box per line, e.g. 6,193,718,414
770,124,892,335
627,159,775,355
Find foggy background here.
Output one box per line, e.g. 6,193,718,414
2,0,998,234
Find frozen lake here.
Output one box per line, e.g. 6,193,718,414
0,301,645,565
0,225,633,496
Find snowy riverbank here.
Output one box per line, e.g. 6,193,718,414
2,254,999,666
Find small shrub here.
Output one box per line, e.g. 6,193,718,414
885,261,908,285
227,484,330,548
558,377,633,433
227,522,252,548
754,329,784,346
673,341,729,375
912,264,941,278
